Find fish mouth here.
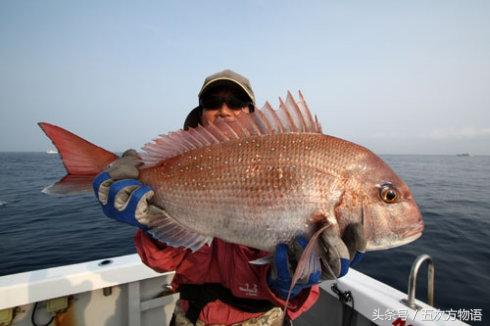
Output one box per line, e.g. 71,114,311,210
366,222,424,251
402,221,424,239
366,232,422,251
393,231,423,247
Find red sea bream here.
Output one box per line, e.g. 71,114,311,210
39,91,424,257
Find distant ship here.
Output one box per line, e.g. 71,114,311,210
46,149,58,154
456,153,470,157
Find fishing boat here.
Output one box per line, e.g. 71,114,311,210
0,254,469,325
46,149,58,154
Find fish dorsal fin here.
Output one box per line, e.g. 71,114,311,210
142,91,321,166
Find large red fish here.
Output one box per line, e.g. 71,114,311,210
39,91,423,276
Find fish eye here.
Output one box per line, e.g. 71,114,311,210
380,186,398,203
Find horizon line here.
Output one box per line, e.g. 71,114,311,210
0,151,488,157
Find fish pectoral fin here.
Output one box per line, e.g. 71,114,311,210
148,210,213,252
249,255,272,265
279,224,332,321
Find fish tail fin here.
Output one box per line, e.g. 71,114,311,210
41,175,98,196
38,122,118,195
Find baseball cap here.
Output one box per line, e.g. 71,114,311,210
184,69,255,129
198,69,255,104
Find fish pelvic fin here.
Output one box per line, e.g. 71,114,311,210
38,122,118,175
141,91,322,167
148,209,213,252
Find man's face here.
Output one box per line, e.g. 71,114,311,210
200,89,251,126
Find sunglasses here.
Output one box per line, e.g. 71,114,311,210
200,95,250,110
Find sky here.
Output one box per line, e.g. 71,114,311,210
1,1,489,155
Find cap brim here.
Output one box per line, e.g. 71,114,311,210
198,78,255,103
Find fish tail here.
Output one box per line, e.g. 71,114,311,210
38,122,118,195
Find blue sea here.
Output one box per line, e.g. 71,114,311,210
0,153,489,318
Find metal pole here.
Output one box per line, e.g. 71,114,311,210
401,254,435,309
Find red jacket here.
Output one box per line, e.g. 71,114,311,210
135,230,319,324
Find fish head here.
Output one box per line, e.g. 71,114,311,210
340,152,424,251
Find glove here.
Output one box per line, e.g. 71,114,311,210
341,222,366,267
317,223,366,280
268,224,366,300
268,236,321,299
93,149,164,228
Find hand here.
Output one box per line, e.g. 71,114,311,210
268,224,366,299
92,149,164,228
268,236,321,300
318,223,366,280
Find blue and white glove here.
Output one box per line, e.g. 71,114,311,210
340,223,366,268
316,223,366,280
268,224,366,299
93,149,164,229
268,236,321,299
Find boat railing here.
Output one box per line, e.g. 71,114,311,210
401,254,435,310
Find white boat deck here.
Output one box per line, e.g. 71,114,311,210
0,254,469,325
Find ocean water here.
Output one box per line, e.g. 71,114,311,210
0,153,489,316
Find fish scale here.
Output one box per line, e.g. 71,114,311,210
140,133,362,251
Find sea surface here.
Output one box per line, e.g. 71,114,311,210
0,153,489,318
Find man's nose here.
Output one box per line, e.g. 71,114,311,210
217,103,233,116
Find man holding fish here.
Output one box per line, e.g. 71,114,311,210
39,68,422,324
92,70,368,325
